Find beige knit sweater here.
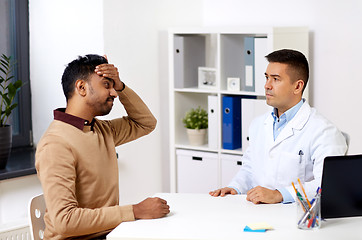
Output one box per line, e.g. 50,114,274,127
35,86,157,239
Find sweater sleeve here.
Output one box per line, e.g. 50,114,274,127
107,85,157,146
35,137,135,238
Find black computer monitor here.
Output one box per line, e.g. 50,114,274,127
321,154,362,219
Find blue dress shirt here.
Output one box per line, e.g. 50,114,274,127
272,99,304,203
272,99,305,141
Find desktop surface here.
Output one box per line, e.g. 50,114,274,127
107,193,362,240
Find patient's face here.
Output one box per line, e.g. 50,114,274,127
85,73,117,116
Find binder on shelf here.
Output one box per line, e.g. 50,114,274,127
254,37,268,95
174,35,205,88
208,95,218,149
220,34,243,91
241,98,272,152
244,37,255,92
222,96,242,150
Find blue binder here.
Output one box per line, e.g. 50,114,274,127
222,96,241,150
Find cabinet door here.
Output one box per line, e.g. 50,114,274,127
221,154,243,187
176,149,218,193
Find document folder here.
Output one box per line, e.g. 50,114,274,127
241,98,271,152
244,37,255,92
174,35,205,88
208,95,218,149
254,37,268,95
222,96,241,150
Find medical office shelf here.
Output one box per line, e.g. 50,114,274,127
168,26,309,193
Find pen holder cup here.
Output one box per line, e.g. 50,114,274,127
297,194,321,230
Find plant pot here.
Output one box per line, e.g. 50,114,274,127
186,128,207,146
0,125,12,169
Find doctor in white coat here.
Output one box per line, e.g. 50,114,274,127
210,49,347,204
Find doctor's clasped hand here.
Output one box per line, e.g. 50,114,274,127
246,186,283,204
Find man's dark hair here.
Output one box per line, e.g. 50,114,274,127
265,49,309,92
61,54,108,101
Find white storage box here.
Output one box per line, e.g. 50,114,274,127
221,154,243,187
176,149,218,193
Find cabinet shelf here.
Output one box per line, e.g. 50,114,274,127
174,88,218,94
221,149,243,155
174,87,267,97
175,144,218,153
220,90,265,97
169,26,309,193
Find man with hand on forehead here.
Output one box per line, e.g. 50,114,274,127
36,54,169,240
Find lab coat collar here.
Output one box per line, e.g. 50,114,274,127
264,101,312,149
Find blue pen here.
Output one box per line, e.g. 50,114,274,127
310,187,321,205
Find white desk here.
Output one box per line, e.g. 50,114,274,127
107,193,362,240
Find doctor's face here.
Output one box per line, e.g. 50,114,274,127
264,62,300,116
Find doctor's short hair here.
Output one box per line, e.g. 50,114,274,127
265,49,309,92
61,54,108,101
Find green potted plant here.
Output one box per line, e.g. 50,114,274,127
0,54,22,169
182,106,208,146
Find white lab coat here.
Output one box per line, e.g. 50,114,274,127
228,101,347,200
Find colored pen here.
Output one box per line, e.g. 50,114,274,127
298,178,311,208
292,182,309,212
310,187,322,205
298,196,318,226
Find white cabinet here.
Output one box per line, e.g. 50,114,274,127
169,27,309,193
176,149,218,193
220,154,243,187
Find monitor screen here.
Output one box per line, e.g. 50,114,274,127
321,154,362,219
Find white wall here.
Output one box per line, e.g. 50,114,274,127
102,0,204,204
30,0,104,144
202,0,362,154
0,175,42,226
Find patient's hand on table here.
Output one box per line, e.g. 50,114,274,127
209,187,237,197
133,197,170,219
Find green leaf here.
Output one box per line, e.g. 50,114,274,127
14,80,22,89
0,59,9,67
4,107,12,117
9,103,18,111
0,67,7,75
182,106,208,129
3,94,10,105
1,54,10,60
0,54,21,126
7,75,14,82
0,61,8,69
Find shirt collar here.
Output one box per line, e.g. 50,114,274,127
53,108,94,130
271,99,305,122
